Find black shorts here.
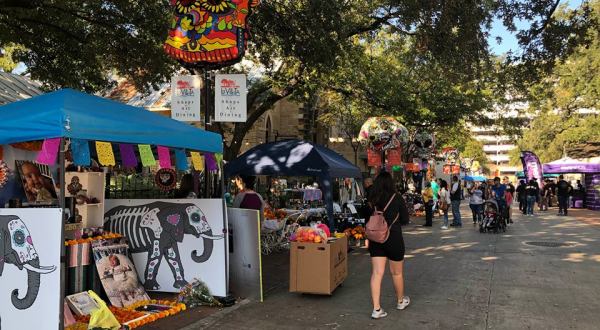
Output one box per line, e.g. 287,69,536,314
368,230,405,261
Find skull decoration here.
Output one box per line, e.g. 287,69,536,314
164,0,260,67
358,117,409,152
461,157,473,170
441,147,460,165
412,131,434,160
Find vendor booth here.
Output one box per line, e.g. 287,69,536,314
224,139,362,229
0,89,227,329
224,139,360,297
543,157,600,211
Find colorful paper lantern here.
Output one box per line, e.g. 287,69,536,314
164,0,260,68
358,117,409,151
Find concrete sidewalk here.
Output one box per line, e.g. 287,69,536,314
188,206,600,329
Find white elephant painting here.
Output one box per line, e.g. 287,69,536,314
104,199,227,296
0,208,62,330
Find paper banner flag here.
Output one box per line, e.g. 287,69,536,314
95,141,116,166
118,144,138,168
138,144,156,167
174,149,188,171
36,138,61,165
157,146,172,169
367,149,382,167
190,152,204,171
71,139,91,166
205,153,218,172
386,148,401,166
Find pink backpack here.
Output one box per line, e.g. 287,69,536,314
366,194,399,243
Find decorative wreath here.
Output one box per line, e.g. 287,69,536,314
155,168,177,191
0,160,10,188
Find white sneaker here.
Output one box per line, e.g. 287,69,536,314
441,226,448,230
397,296,411,310
371,308,388,319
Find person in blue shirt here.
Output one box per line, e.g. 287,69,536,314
491,177,507,217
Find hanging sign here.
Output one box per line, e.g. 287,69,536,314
214,74,247,122
367,149,382,167
386,148,402,166
171,75,202,122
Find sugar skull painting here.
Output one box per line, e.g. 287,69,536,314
412,131,434,160
164,0,260,68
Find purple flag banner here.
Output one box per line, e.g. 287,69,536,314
520,151,544,189
118,143,138,168
205,153,218,172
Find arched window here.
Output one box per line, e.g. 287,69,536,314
265,115,272,142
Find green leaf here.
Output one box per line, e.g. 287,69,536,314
217,19,226,30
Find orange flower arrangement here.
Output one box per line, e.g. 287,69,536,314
73,299,186,329
344,226,365,240
264,208,287,220
65,232,122,246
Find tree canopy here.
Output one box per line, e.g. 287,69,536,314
0,0,597,159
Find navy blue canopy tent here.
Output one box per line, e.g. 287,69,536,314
0,88,222,152
225,139,361,228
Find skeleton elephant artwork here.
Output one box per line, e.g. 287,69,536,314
0,213,59,329
104,201,224,291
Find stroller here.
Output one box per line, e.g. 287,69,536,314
479,199,507,233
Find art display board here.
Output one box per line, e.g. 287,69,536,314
91,238,150,308
104,199,227,296
214,74,247,123
171,75,202,122
0,208,62,330
227,208,262,302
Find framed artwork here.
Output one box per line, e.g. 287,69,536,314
15,160,57,203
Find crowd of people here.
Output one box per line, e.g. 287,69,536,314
515,175,580,216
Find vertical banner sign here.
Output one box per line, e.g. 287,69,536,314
520,151,544,189
171,75,201,122
215,74,247,122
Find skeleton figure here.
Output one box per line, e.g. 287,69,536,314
104,202,223,291
164,0,260,67
412,131,435,160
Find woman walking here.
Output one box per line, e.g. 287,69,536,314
422,182,434,227
439,180,451,230
368,171,411,319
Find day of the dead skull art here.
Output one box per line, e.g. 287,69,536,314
441,147,460,165
358,117,409,152
412,131,434,160
164,0,259,67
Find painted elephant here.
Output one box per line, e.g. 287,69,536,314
0,215,57,311
104,202,223,291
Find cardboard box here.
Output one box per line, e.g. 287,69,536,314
289,236,347,295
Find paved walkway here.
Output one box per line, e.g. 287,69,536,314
185,205,600,330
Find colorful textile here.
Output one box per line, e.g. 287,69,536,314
205,153,218,171
71,139,91,166
164,0,260,67
138,144,157,167
190,151,204,171
119,144,138,168
175,149,188,170
36,138,61,165
96,141,116,166
157,146,172,169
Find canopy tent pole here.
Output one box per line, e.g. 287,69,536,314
58,137,66,330
319,175,335,230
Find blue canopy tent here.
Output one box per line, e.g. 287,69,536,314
224,139,362,229
463,175,487,182
0,88,223,327
0,88,222,152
